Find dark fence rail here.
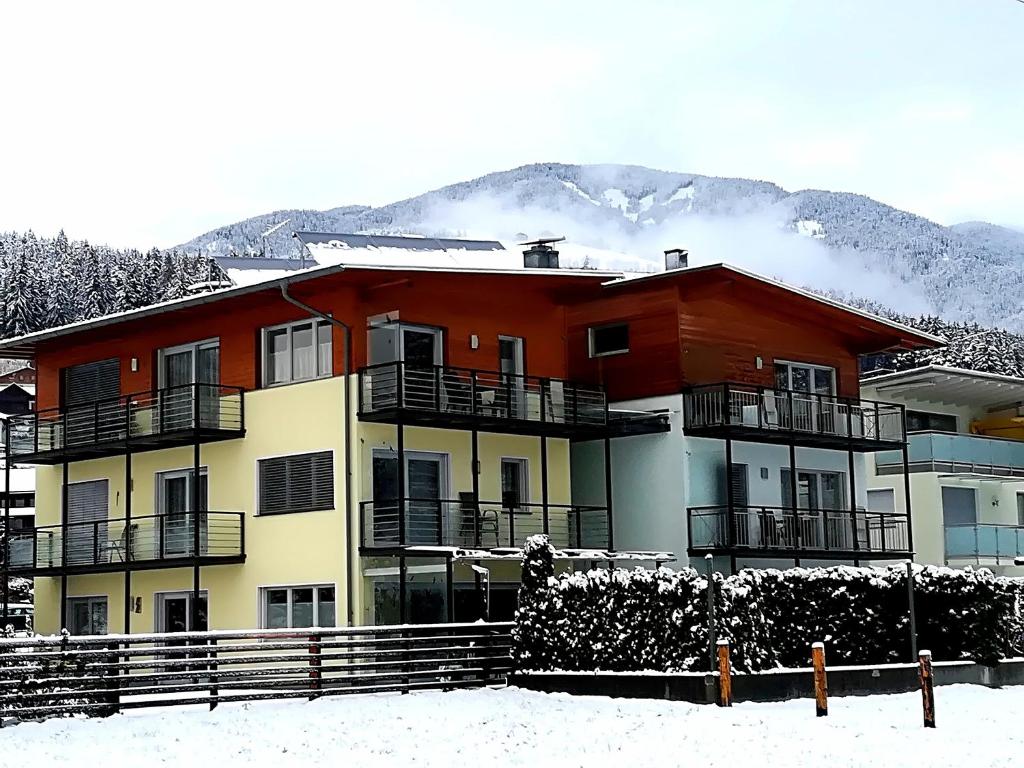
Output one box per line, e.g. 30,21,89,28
360,498,609,550
6,511,245,574
6,383,245,461
0,621,514,721
359,362,607,428
688,505,911,555
683,383,905,445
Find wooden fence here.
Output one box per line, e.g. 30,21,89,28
0,621,514,721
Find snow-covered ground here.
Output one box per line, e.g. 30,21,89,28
4,685,1019,767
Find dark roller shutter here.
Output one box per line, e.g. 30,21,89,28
258,451,334,515
63,359,120,406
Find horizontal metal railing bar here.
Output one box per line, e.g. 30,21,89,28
0,621,514,648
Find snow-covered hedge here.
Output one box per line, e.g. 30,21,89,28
513,537,1024,672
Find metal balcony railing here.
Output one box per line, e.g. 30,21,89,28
945,524,1024,565
358,362,607,430
360,498,610,550
683,383,905,446
5,511,245,574
6,383,245,462
877,432,1024,476
687,505,910,556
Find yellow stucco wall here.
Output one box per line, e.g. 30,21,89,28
31,373,575,633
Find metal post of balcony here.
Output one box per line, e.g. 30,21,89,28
398,554,408,625
433,366,442,413
901,408,914,555
540,436,549,535
191,384,202,633
396,362,405,411
788,439,800,567
724,436,735,552
722,383,732,426
604,435,614,551
397,422,406,549
471,428,480,548
847,406,859,565
60,461,69,630
2,427,10,625
445,555,455,623
123,402,133,635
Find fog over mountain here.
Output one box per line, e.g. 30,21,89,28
179,163,1024,332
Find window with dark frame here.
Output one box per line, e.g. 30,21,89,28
261,585,336,629
588,323,629,358
258,451,334,515
906,410,957,433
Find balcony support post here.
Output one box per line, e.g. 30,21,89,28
471,429,480,549
604,435,614,551
397,422,406,548
848,441,859,565
123,436,133,635
902,441,914,555
788,439,800,567
60,461,69,631
724,436,734,551
541,436,549,536
2,429,10,625
445,555,454,623
191,389,201,633
398,554,408,625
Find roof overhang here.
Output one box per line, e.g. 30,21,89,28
863,365,1024,409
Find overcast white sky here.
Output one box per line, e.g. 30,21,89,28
2,0,1022,249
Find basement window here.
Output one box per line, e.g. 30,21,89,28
588,323,630,358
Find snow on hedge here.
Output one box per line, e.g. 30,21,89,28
514,536,1024,672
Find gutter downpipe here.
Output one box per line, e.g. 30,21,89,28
279,276,356,628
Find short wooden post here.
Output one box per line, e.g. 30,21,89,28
308,633,322,700
717,639,732,707
811,641,828,717
919,650,935,728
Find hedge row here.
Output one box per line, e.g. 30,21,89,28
514,536,1024,672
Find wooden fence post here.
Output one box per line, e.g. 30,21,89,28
919,650,935,728
309,633,322,701
811,642,828,717
717,639,732,707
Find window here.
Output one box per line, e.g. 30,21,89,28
261,585,336,629
258,451,334,515
906,410,957,433
68,596,107,635
1017,493,1024,527
774,361,835,395
63,358,120,407
501,458,529,511
263,320,332,386
941,486,977,527
867,489,896,514
588,323,629,358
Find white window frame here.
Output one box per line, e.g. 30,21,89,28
259,584,337,629
157,338,220,388
587,323,630,358
262,319,333,387
774,359,837,395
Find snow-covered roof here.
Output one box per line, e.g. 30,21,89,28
862,365,1024,408
212,256,308,287
0,383,34,396
0,466,36,493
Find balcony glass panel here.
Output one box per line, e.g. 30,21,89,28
881,432,1024,473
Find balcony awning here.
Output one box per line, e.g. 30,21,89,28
863,365,1024,409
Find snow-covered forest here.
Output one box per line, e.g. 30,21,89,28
0,230,213,338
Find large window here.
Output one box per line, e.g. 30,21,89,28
258,451,334,515
774,361,835,395
263,319,332,386
261,585,336,629
587,323,629,358
906,410,957,433
68,596,107,635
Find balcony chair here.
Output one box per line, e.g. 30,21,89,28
108,522,139,563
458,492,500,548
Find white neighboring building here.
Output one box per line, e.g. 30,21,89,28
862,366,1024,575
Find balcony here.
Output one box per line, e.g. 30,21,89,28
5,511,245,576
683,383,905,451
876,431,1024,477
687,505,911,558
360,498,610,552
358,363,607,438
6,384,246,464
945,524,1024,566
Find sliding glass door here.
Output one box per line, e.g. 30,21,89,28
159,340,220,430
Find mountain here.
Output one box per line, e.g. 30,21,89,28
178,163,1024,332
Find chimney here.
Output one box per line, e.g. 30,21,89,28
521,237,564,269
664,248,688,270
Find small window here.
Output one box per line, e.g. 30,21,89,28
67,596,107,635
262,319,333,386
1017,493,1024,527
588,323,629,358
501,457,529,511
261,585,336,629
258,451,334,515
906,410,957,433
867,488,896,513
